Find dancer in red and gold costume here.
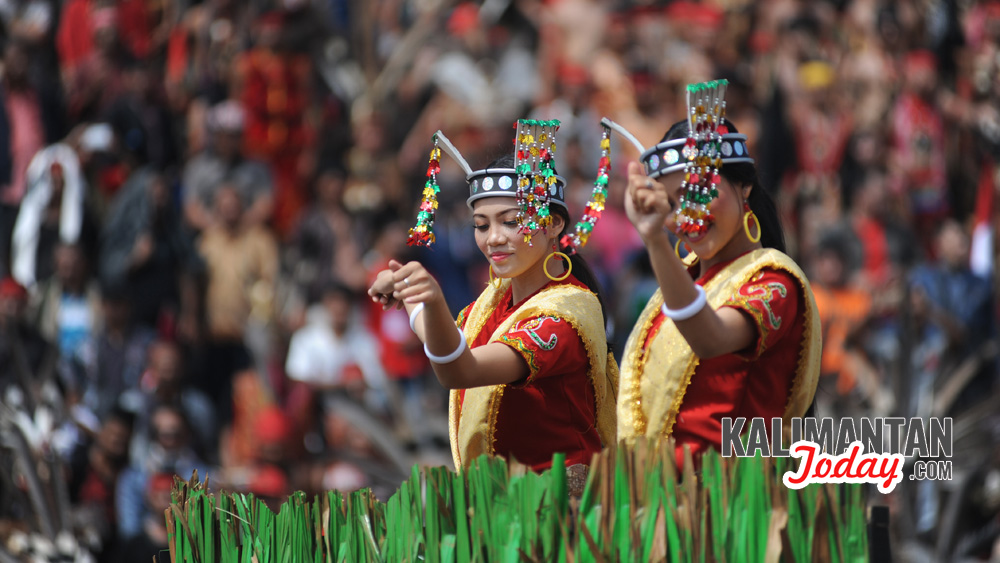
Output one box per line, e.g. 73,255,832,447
605,81,820,465
369,121,617,472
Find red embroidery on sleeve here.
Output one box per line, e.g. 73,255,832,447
724,271,792,358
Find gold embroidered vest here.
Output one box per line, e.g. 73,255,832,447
448,280,619,469
617,248,821,441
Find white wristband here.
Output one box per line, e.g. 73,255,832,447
408,302,425,333
661,285,707,321
424,327,467,364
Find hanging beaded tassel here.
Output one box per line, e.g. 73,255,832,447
562,124,611,253
514,119,560,245
675,79,728,237
407,136,442,247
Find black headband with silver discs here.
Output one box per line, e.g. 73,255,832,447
466,168,567,209
640,134,753,179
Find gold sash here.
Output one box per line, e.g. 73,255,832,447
617,248,821,441
448,280,619,469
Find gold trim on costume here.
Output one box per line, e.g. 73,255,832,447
617,248,821,442
447,279,618,469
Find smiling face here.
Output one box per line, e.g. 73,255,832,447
472,199,564,279
662,171,751,263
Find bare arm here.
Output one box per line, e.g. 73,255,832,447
368,260,528,389
625,162,756,359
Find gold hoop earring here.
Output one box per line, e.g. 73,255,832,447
543,251,572,282
488,265,502,288
743,211,761,243
674,237,699,264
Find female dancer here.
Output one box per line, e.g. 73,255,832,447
368,121,617,471
608,81,820,462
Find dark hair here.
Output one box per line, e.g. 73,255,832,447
482,155,610,326
106,405,137,433
321,279,355,302
660,120,786,252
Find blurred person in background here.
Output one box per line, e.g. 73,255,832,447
112,472,172,562
198,183,278,419
67,405,134,557
99,168,201,335
104,56,178,170
286,280,389,420
784,60,853,258
287,165,362,304
122,340,216,466
182,100,273,232
63,4,127,122
848,167,917,289
0,38,58,277
889,50,949,253
907,219,994,415
27,242,101,360
236,11,316,237
164,0,250,116
116,403,206,542
0,276,52,392
10,143,98,288
72,279,155,419
809,232,889,417
55,0,97,80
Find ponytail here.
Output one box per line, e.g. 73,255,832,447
553,206,610,328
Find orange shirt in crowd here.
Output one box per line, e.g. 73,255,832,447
813,285,872,394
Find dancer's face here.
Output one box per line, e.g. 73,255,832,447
662,172,750,262
472,199,562,280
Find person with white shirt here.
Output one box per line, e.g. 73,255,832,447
285,281,389,416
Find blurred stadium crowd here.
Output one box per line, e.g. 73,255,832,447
0,0,997,560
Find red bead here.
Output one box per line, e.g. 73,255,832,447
718,125,729,135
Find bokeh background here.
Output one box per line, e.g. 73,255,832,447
0,0,997,561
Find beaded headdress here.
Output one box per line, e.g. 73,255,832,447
408,119,614,252
602,79,753,237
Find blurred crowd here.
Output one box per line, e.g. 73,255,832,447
0,0,997,561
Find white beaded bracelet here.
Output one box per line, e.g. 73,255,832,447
424,327,467,364
408,302,425,333
661,285,707,321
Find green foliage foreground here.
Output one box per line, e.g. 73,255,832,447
167,442,871,562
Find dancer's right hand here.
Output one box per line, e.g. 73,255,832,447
387,260,444,307
624,161,673,242
368,267,402,310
